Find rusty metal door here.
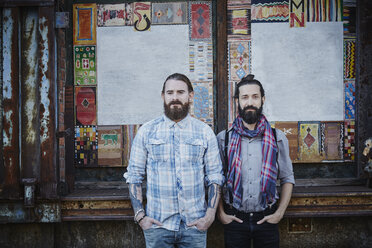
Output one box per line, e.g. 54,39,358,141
1,5,57,202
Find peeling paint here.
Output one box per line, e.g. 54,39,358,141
2,9,13,100
3,110,13,147
23,12,38,144
38,16,50,143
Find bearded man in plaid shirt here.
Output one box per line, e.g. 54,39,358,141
124,73,224,248
217,74,295,248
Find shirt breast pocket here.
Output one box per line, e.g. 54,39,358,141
183,138,205,163
148,138,170,162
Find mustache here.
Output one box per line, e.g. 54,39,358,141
169,100,183,105
243,105,259,111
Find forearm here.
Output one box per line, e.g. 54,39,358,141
275,183,293,218
129,183,144,213
205,183,221,218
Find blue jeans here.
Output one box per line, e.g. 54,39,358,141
223,204,279,248
143,224,206,248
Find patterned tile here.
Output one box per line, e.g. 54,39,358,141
229,40,251,81
228,0,251,38
133,2,151,31
191,81,214,126
275,121,299,162
189,41,213,81
97,126,123,166
152,2,187,24
344,120,355,161
251,0,289,23
344,80,355,120
298,121,323,162
306,0,343,22
73,3,97,45
189,2,212,40
75,125,98,166
97,3,133,26
344,38,356,79
74,45,96,86
75,86,97,126
320,122,344,161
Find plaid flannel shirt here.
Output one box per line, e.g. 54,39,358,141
124,114,224,231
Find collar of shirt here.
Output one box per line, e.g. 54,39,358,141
163,114,191,129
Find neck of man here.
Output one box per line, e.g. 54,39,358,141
242,120,257,130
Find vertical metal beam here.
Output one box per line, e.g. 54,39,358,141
215,0,228,133
356,0,372,178
1,8,21,199
38,6,57,198
20,8,40,181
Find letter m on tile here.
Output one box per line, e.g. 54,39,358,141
290,0,305,27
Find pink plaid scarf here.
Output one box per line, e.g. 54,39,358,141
227,115,278,208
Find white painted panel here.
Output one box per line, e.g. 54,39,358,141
97,25,189,125
251,22,344,121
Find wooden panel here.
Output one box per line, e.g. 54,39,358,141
216,0,228,132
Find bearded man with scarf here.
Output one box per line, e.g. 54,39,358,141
217,74,295,248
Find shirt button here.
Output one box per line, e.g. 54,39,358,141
249,168,252,170
249,182,252,184
250,213,253,217
249,195,252,198
249,154,252,156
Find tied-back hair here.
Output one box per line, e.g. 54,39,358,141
234,74,265,98
162,73,194,94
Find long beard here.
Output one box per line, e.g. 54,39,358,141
164,100,190,121
238,103,263,125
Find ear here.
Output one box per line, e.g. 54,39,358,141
161,92,164,101
262,96,266,105
188,91,194,102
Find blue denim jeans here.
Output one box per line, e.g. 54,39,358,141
143,224,207,248
223,204,279,248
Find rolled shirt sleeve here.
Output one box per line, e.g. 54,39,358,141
203,127,225,187
276,129,295,185
123,125,147,184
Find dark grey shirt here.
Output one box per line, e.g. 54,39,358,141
217,128,295,212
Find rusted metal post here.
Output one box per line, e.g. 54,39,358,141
1,8,21,199
20,8,40,185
